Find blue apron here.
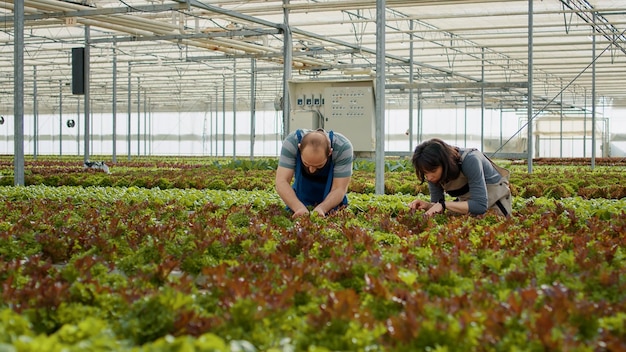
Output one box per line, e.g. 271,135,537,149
291,129,348,209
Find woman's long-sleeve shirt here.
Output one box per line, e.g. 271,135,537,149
428,148,502,215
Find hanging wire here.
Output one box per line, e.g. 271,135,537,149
491,27,626,157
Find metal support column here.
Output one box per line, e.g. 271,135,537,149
527,0,534,173
84,26,90,163
250,58,257,159
112,40,117,162
222,75,226,157
13,0,24,185
232,59,237,159
591,11,597,169
408,20,415,153
59,80,63,155
375,0,386,195
33,66,38,159
281,0,292,138
127,62,131,160
137,77,140,156
480,48,485,151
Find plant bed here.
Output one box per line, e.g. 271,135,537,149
0,185,625,351
1,157,625,199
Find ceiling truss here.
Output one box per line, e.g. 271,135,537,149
0,0,624,118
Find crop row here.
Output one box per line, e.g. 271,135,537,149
1,158,625,199
0,185,625,350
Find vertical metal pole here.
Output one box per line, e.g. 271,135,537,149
591,12,596,169
408,20,414,152
149,98,152,156
127,62,131,160
76,99,80,155
112,40,117,162
33,66,38,159
282,0,292,138
13,0,24,185
222,75,226,157
215,86,219,156
480,48,485,151
250,58,256,159
144,91,147,156
527,0,534,173
583,89,587,157
559,80,563,158
137,77,140,156
84,26,90,163
90,99,94,154
232,59,237,159
375,0,386,195
59,80,63,155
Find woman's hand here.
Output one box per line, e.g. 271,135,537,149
409,199,431,211
424,201,444,216
409,199,445,216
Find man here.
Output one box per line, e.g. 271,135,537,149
275,128,353,218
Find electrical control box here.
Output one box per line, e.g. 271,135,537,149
290,111,322,132
287,79,375,152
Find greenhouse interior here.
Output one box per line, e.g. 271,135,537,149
1,0,625,161
2,2,626,351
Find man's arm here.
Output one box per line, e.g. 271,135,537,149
313,176,351,216
275,166,309,216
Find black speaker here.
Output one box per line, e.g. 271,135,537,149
72,47,85,95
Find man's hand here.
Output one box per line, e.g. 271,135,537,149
291,206,310,218
312,206,326,217
276,166,310,217
310,176,350,218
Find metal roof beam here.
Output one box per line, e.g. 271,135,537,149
172,0,284,30
560,0,626,55
89,28,281,44
386,81,529,90
0,3,188,22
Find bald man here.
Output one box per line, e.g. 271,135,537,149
275,128,354,218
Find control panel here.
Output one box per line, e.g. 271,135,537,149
288,79,375,152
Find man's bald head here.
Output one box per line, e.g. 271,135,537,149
299,130,332,174
300,130,331,155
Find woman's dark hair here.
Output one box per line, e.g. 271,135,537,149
411,138,461,184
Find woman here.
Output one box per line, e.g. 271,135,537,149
409,138,512,217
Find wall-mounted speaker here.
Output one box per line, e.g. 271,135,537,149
72,47,85,95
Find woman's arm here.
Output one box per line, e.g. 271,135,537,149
462,153,489,215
